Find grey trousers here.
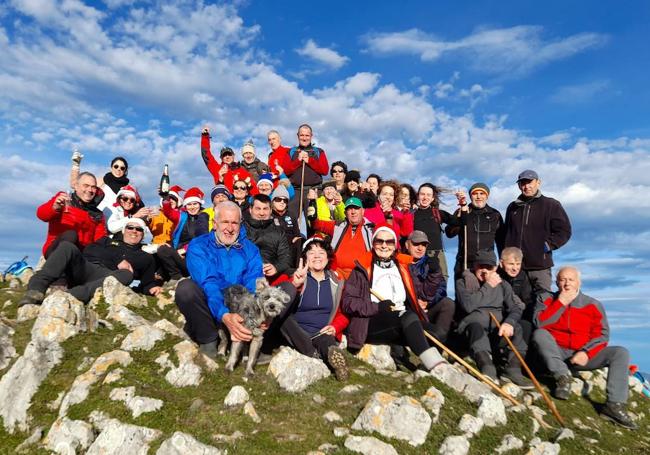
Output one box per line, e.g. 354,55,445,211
525,268,552,295
532,328,630,403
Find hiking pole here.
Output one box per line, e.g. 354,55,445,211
298,160,306,233
368,288,520,407
489,312,565,427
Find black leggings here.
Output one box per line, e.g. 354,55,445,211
157,245,188,280
366,310,430,356
45,230,79,258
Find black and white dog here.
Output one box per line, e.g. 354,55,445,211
220,278,290,376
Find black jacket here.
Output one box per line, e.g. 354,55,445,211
498,268,534,322
446,204,504,264
244,217,293,277
83,237,157,293
241,158,270,183
504,193,571,270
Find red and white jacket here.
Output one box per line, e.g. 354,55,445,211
535,291,609,359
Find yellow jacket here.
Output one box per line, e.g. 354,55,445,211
148,211,174,245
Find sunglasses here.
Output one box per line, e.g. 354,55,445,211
273,198,289,203
221,152,234,157
120,197,136,203
112,164,126,171
373,238,396,246
234,185,248,190
125,225,144,232
332,169,344,174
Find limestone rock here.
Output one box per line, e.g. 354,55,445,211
154,319,189,339
15,426,44,453
103,368,124,385
462,376,493,404
86,419,162,454
0,319,17,369
555,427,575,442
107,305,150,330
352,391,431,447
244,401,261,423
340,384,363,394
9,278,20,289
477,394,507,427
420,385,445,423
58,350,132,417
109,386,163,418
344,435,398,455
528,438,561,455
267,346,330,392
333,427,349,437
165,341,203,387
355,344,396,371
438,435,470,455
121,325,166,351
0,292,93,433
212,431,243,444
18,269,34,286
431,363,469,393
43,417,94,455
157,431,222,454
323,411,342,422
16,304,40,322
458,414,483,437
102,275,147,308
313,394,326,404
224,385,249,407
495,434,524,453
501,382,522,399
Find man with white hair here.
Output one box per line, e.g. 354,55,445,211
174,201,266,358
533,266,636,429
19,218,160,306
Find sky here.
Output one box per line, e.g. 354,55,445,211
1,0,649,369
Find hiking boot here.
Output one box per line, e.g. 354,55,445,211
554,374,572,400
255,353,273,366
501,357,535,390
17,290,45,307
600,402,638,430
198,341,219,360
474,351,498,383
327,346,350,381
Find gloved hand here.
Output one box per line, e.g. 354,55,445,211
71,149,84,165
377,299,394,312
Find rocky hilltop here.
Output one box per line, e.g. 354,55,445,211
0,274,648,454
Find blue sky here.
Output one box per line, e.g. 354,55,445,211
1,0,649,369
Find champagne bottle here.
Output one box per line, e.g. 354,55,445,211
159,164,170,196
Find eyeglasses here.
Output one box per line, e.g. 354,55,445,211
112,164,126,171
273,198,289,203
125,225,144,232
234,185,247,190
332,169,344,174
120,197,136,203
373,238,396,246
221,152,234,157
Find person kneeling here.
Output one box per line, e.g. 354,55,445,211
341,225,445,372
281,237,350,381
455,249,533,389
533,266,636,429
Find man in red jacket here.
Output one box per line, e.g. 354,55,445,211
533,266,636,429
284,124,329,221
37,172,107,257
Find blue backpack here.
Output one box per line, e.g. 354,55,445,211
3,256,32,280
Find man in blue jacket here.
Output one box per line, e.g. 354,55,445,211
175,201,265,358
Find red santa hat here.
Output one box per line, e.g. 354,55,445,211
183,187,204,206
116,184,139,201
169,185,184,205
371,223,397,244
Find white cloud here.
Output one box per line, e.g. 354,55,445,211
549,80,610,104
364,26,607,76
296,39,349,70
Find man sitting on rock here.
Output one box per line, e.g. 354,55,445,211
455,249,534,389
19,218,161,306
533,266,637,429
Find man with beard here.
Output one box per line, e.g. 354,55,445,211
446,182,504,281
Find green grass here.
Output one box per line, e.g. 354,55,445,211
0,286,649,454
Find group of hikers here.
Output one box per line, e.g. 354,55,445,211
17,123,637,430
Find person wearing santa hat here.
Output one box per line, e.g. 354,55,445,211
158,186,209,281
340,224,447,373
19,218,161,307
106,184,151,236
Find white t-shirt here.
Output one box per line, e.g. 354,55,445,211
371,262,407,314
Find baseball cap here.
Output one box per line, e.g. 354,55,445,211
516,170,539,182
344,197,362,209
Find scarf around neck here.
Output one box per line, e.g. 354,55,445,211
103,172,129,195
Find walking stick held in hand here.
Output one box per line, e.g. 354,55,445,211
298,160,306,233
489,312,565,427
368,288,520,407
